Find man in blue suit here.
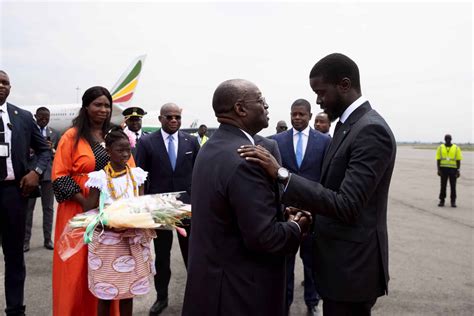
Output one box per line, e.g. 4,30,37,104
0,70,50,316
271,99,330,316
135,102,200,315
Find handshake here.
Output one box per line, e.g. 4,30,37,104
286,206,312,236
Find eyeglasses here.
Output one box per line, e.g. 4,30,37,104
243,97,267,106
163,115,182,121
280,126,288,130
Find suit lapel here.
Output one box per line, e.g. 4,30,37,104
282,130,298,170
321,102,372,179
7,104,20,157
301,129,316,169
175,131,187,170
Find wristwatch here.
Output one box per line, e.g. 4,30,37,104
277,167,290,183
34,167,44,176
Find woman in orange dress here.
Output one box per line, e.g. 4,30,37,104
52,86,131,316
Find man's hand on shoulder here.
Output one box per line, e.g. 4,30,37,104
238,144,280,180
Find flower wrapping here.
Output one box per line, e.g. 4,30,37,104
57,193,191,261
123,128,137,148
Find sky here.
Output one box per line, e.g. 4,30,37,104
1,0,472,142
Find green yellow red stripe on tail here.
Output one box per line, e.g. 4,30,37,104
110,55,146,105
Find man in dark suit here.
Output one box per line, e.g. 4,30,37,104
122,106,149,158
182,79,311,316
240,53,396,316
271,99,330,316
0,70,50,316
24,106,60,252
135,102,199,315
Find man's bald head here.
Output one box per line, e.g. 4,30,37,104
159,102,182,134
212,79,257,116
212,79,268,135
160,102,181,115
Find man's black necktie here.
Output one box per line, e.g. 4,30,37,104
0,111,8,180
334,120,343,135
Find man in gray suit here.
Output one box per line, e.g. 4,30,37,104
240,53,396,316
24,107,59,252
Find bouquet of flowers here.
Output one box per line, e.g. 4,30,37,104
57,192,191,261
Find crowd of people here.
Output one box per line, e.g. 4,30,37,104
0,52,463,316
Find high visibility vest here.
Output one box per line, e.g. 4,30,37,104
198,135,208,146
436,144,462,168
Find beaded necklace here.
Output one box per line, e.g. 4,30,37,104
104,162,138,200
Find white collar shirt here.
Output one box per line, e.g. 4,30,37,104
0,102,15,180
37,124,48,137
161,129,179,157
339,96,367,124
292,125,310,158
239,129,255,145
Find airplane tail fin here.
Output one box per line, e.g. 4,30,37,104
110,55,146,109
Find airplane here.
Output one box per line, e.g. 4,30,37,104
21,55,147,133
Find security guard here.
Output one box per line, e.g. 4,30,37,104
196,124,209,146
122,106,148,156
436,134,463,207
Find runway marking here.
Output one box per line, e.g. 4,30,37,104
390,197,474,229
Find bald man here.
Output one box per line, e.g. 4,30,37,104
183,79,310,316
135,103,200,315
276,120,288,133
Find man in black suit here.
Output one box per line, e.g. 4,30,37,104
0,70,50,316
24,106,60,252
182,79,311,316
271,99,331,316
240,53,396,316
135,102,200,315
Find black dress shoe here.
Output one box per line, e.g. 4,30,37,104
438,200,445,207
149,298,168,315
451,202,457,208
23,244,30,253
44,240,54,250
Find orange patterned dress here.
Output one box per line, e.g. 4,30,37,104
51,128,134,316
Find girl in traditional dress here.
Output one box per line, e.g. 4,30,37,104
83,127,155,316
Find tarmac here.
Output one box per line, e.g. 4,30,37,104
0,146,472,315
